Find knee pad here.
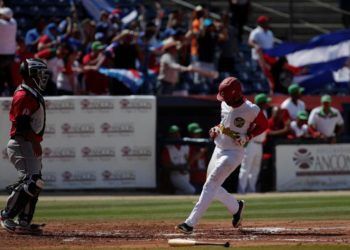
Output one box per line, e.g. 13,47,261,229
24,174,44,198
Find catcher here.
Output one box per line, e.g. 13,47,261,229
0,58,49,235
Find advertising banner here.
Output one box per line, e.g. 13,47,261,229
0,96,156,190
276,144,350,191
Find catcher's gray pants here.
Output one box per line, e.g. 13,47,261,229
7,136,42,178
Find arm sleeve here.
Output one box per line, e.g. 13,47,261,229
162,54,187,72
248,110,268,139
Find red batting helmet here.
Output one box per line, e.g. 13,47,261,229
217,77,243,102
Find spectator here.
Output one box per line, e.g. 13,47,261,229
189,5,204,63
248,15,274,92
238,93,270,194
228,0,250,44
280,83,305,120
101,29,141,95
218,11,238,77
0,7,17,95
25,17,46,53
289,110,311,139
188,127,208,194
82,41,108,95
56,48,81,95
80,18,96,47
161,125,195,194
191,18,226,93
308,95,344,143
157,41,192,95
267,106,291,139
37,23,59,51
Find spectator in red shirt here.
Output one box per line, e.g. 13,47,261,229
82,41,108,95
267,106,290,139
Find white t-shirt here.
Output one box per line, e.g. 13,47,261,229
56,61,79,92
280,97,305,120
248,26,274,60
215,100,260,150
308,106,344,137
290,121,309,138
46,57,64,84
166,145,189,165
0,18,17,55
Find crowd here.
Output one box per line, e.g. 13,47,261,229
161,85,344,194
0,0,283,97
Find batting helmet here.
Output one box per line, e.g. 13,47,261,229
217,77,243,102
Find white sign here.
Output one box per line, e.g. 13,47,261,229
276,144,350,191
0,96,156,190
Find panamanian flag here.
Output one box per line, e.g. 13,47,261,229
99,68,157,94
264,29,350,93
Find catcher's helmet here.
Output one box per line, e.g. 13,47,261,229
20,58,49,91
217,77,243,102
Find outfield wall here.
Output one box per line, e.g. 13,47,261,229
0,96,156,190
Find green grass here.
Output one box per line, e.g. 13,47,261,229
28,193,350,222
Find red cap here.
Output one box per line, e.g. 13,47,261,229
257,15,269,24
217,77,242,102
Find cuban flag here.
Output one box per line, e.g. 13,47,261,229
99,68,157,94
264,29,350,93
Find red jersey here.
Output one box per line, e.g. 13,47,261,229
9,84,46,143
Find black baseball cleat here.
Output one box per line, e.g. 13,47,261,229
15,220,44,235
176,223,193,234
232,200,245,228
1,218,18,233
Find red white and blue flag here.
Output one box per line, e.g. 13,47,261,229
99,68,157,93
264,29,350,93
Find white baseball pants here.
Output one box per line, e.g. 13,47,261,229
185,146,244,227
238,141,263,193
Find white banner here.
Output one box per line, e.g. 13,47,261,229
276,144,350,191
0,96,156,190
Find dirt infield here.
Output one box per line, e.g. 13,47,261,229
1,220,349,249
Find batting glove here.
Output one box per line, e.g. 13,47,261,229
209,126,220,139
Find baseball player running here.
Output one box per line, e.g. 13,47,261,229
176,77,268,234
0,58,49,235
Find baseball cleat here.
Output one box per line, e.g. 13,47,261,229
1,219,18,233
15,225,43,236
15,220,45,235
232,200,245,228
176,223,193,234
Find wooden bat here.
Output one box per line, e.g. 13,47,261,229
168,239,230,247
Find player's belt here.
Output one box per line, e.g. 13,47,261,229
218,124,240,140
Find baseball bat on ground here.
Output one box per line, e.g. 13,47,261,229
168,239,230,247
